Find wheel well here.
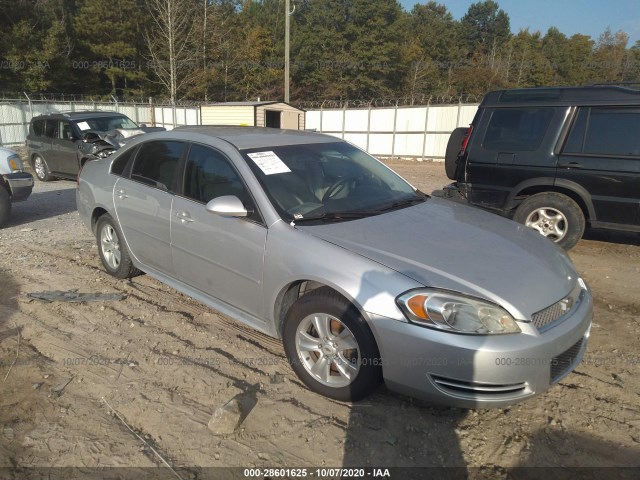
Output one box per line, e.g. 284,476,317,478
515,186,591,222
91,207,108,234
1,178,10,195
273,281,354,339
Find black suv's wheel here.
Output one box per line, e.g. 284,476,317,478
32,155,53,182
513,192,585,250
0,187,11,228
445,127,468,181
96,214,140,278
283,287,382,401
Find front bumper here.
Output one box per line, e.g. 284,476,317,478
367,287,593,408
3,172,34,202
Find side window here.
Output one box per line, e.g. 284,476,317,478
44,119,58,138
184,144,260,221
59,121,74,140
111,146,137,177
32,120,44,136
131,141,185,191
563,108,588,153
583,108,640,157
483,108,554,151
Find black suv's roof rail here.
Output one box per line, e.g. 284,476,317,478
482,85,640,107
590,82,640,88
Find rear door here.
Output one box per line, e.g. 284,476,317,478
113,140,186,275
171,143,267,318
556,107,640,226
465,106,562,210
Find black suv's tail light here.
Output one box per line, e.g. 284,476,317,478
459,125,474,156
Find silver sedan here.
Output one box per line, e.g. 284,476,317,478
76,127,592,407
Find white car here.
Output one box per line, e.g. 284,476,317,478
0,147,34,227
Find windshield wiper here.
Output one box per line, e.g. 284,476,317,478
292,211,375,225
373,194,428,213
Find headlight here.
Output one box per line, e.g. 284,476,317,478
397,289,521,334
8,155,23,172
96,149,115,158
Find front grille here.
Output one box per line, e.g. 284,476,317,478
532,301,566,329
431,375,527,398
551,338,584,382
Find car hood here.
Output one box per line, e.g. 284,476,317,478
298,197,577,319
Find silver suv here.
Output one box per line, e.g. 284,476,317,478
26,111,163,182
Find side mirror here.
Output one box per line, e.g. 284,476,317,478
205,195,247,218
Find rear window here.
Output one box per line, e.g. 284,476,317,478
564,107,640,157
483,108,554,151
130,141,185,191
111,146,137,177
32,120,45,136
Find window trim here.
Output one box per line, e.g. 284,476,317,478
177,142,266,226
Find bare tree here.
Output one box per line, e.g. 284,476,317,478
145,0,197,103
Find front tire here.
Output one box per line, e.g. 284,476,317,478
283,287,382,401
96,214,140,278
0,187,11,228
513,192,585,250
32,155,53,182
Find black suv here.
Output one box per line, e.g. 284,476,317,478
26,111,163,182
442,85,640,249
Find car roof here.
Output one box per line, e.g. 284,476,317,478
31,111,128,121
172,126,340,150
481,85,640,107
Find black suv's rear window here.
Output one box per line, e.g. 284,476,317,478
483,108,554,152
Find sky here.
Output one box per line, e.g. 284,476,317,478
400,0,640,46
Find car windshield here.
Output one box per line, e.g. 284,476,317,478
73,116,138,132
242,142,426,224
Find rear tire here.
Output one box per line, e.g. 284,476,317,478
96,214,140,278
445,127,468,180
513,192,585,250
0,187,11,228
283,287,382,402
32,155,53,182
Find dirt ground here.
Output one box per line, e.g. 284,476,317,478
0,157,639,477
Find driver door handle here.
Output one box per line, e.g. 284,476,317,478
558,162,583,169
116,189,128,199
176,211,194,223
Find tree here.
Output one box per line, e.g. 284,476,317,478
74,0,147,96
460,0,510,59
592,28,629,83
145,0,199,103
401,2,463,97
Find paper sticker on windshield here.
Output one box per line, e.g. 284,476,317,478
247,151,291,175
77,121,90,131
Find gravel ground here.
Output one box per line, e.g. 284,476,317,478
0,156,638,477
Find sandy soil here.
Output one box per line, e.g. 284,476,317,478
0,158,639,476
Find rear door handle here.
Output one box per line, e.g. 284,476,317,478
116,189,128,199
176,211,194,223
558,162,583,169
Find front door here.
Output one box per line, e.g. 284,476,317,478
171,144,267,319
